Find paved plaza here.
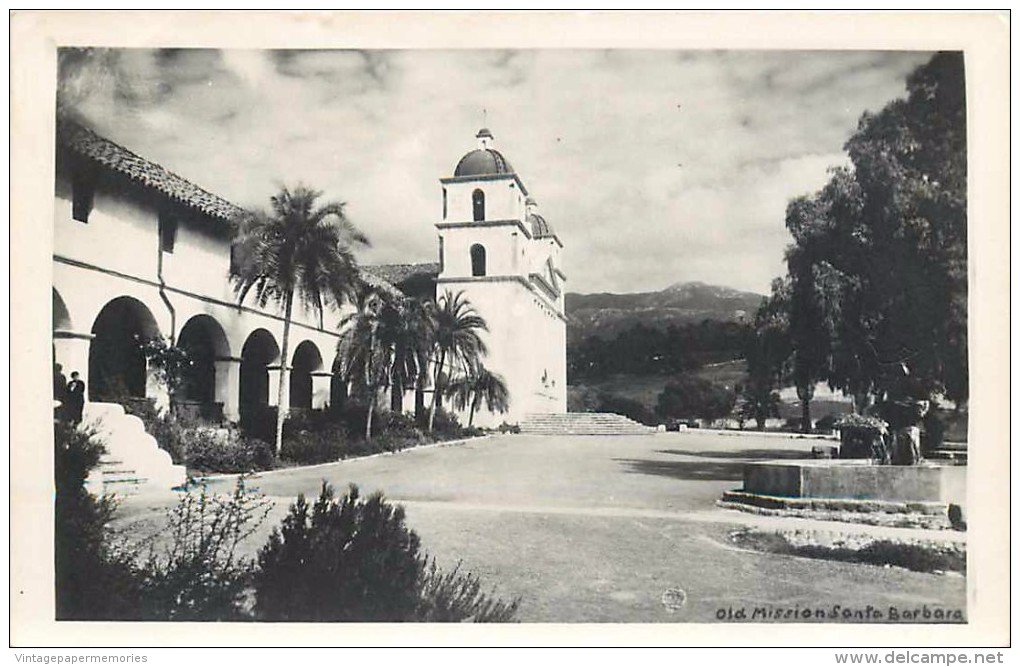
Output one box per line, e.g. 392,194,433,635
119,431,967,623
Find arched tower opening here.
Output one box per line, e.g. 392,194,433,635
470,244,487,277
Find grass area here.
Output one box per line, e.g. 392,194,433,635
730,528,966,575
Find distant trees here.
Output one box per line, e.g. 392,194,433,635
568,320,751,382
746,51,968,418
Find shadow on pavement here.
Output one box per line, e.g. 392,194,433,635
613,457,745,481
655,448,811,460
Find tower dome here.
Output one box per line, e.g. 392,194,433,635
528,212,554,239
453,128,515,177
524,197,554,238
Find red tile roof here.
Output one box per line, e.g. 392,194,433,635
57,118,246,223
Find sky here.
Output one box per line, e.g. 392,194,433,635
58,48,933,295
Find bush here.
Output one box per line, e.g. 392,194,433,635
656,375,736,422
431,407,465,438
55,422,141,620
135,478,272,620
280,424,348,465
255,483,519,622
595,392,658,426
183,427,276,474
814,414,840,433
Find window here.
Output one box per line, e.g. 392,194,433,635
470,244,486,277
159,211,178,254
472,189,485,222
71,174,95,223
442,187,448,220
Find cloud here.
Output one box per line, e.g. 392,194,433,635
58,48,933,294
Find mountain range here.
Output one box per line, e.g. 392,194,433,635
565,281,765,341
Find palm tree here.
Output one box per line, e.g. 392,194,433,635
427,290,488,431
336,283,403,440
388,297,434,414
232,185,368,453
447,365,510,427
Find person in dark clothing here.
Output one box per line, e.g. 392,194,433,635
65,371,86,425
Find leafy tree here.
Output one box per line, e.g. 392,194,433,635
231,185,367,453
446,365,510,427
427,290,488,432
740,279,791,430
785,197,833,432
136,335,191,405
779,52,967,410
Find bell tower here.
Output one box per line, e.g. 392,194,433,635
434,129,567,427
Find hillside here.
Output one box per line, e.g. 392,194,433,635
566,281,765,341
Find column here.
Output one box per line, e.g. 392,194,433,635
215,357,242,422
311,371,333,410
267,365,290,413
52,330,93,400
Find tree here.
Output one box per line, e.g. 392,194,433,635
777,52,967,411
336,285,400,440
389,297,434,416
427,291,488,432
740,279,791,430
232,185,368,453
785,197,833,432
446,365,509,427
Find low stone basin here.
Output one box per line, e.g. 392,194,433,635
743,459,965,505
720,459,967,530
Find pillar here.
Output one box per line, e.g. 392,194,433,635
215,356,242,422
52,330,92,400
267,365,289,413
311,372,332,410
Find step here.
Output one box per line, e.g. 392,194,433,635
519,412,656,436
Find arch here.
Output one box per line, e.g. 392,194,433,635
239,328,280,422
177,315,231,406
88,296,161,401
472,188,485,222
53,288,72,331
290,340,323,410
470,244,487,277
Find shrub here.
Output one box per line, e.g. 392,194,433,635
255,483,519,622
417,560,520,622
135,477,272,620
595,392,657,426
279,423,348,465
431,407,465,438
55,421,141,620
498,421,521,434
814,414,840,433
656,375,736,422
255,483,426,621
183,427,275,474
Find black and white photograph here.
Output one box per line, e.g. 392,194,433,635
10,10,1010,652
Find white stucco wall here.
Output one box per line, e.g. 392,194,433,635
442,177,526,223
52,168,348,415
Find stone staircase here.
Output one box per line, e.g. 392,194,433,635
519,412,656,436
82,402,187,496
